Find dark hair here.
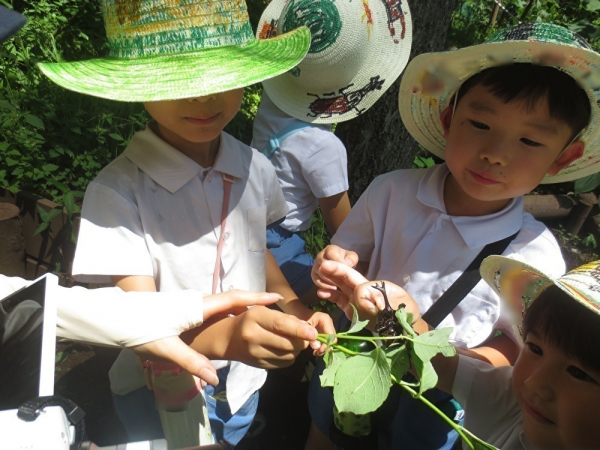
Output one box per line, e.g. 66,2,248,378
457,64,591,140
523,285,600,373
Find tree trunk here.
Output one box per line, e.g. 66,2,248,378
336,0,459,202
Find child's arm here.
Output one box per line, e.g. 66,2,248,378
266,250,335,354
318,191,351,236
112,275,157,292
181,305,318,369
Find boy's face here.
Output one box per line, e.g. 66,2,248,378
440,84,583,215
143,88,244,153
513,329,600,449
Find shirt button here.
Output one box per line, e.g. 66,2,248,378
223,232,230,241
402,275,410,284
228,285,234,291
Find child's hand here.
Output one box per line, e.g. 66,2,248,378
351,281,420,329
203,290,284,319
312,245,359,292
314,259,369,316
225,306,318,369
293,308,336,356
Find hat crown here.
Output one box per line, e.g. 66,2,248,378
102,0,254,58
487,22,593,51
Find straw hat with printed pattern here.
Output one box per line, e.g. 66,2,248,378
399,22,600,183
257,0,412,123
38,0,310,102
480,255,600,340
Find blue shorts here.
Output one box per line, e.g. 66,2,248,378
112,366,258,445
308,317,464,449
267,223,315,296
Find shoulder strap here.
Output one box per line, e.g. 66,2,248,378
261,120,327,159
421,231,519,329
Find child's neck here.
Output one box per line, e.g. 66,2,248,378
152,122,220,168
443,174,512,217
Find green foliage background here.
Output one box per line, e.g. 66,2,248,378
0,0,599,255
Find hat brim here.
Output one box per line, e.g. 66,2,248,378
399,40,600,183
38,27,310,102
480,255,600,340
258,0,412,123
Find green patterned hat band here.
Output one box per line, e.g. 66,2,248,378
103,0,254,58
487,22,593,51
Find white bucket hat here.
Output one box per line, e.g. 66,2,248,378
257,0,413,123
399,22,600,183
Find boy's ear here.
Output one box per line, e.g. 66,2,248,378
440,106,453,138
547,141,585,175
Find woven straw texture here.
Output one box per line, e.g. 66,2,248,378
481,256,600,341
257,0,412,123
38,0,310,102
399,22,600,183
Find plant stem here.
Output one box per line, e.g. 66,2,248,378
392,375,474,450
316,335,360,356
318,333,408,342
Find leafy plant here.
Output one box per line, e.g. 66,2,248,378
318,298,496,450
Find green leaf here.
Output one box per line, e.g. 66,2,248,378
413,358,438,394
333,348,391,415
42,163,59,173
395,308,417,338
574,173,600,194
36,204,49,223
320,351,347,387
64,193,74,217
412,328,456,363
343,303,369,335
0,100,15,110
386,344,410,380
5,157,18,167
33,221,50,236
24,114,45,130
109,133,124,141
49,179,69,193
585,0,600,13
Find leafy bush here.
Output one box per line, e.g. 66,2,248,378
0,0,262,204
450,0,600,50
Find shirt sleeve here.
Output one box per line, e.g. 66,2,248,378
72,182,155,284
331,178,377,261
56,285,204,347
452,355,520,443
298,130,349,199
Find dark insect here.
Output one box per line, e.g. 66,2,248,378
306,76,385,118
373,282,404,346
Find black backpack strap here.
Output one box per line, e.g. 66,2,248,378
421,231,519,329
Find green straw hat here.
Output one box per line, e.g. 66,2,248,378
481,255,600,340
399,22,600,183
256,0,412,123
38,0,311,102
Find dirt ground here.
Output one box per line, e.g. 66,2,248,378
54,343,313,449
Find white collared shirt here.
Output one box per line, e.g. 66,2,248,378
332,164,565,348
452,355,537,449
251,93,348,232
72,125,288,413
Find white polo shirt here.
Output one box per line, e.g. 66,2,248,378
72,124,288,413
251,93,349,232
452,355,536,449
332,164,565,348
